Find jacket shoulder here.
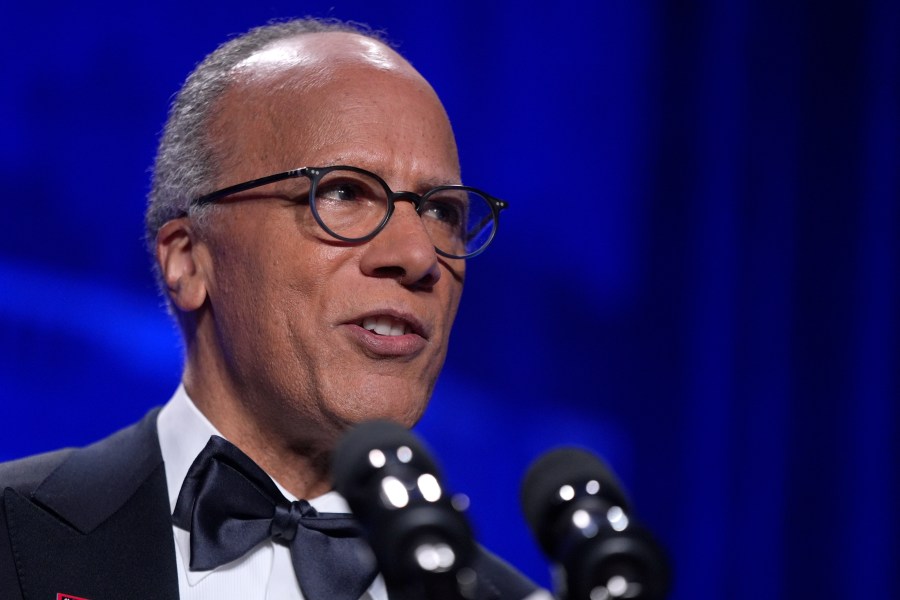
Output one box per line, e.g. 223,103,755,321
0,407,162,511
0,448,74,496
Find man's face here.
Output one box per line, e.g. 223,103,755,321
192,33,465,445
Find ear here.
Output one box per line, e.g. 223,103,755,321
156,218,208,312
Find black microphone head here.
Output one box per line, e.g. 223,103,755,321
332,420,475,588
521,447,671,600
332,419,438,500
520,447,629,540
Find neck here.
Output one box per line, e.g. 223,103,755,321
182,347,337,500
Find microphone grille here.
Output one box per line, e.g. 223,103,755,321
332,420,436,497
520,447,628,535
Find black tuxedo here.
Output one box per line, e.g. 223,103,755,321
0,409,538,600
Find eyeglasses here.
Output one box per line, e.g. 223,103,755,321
192,165,508,259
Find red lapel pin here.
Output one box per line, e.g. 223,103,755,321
57,594,91,600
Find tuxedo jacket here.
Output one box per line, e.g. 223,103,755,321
0,409,538,600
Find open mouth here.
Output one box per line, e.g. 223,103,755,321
360,315,413,337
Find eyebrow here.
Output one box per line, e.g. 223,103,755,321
416,176,463,189
321,158,462,190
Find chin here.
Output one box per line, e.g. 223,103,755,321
332,389,429,431
308,371,434,439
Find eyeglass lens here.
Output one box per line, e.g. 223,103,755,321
312,168,496,257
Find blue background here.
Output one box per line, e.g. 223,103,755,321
1,1,897,598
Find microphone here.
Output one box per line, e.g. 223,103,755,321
332,420,476,599
520,448,670,600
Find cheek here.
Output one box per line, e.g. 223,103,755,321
442,264,465,320
213,212,328,299
205,225,314,344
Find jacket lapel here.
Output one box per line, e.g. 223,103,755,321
470,546,539,600
3,409,179,599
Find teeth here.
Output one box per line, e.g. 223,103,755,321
361,316,410,336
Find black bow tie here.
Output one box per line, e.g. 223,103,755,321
173,435,378,600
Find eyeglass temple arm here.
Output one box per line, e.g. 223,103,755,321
192,168,309,206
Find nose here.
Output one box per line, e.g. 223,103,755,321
358,201,441,289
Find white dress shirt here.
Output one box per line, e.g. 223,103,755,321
157,385,388,600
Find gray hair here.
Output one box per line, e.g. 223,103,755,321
145,17,385,261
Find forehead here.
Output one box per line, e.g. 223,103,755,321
233,32,406,75
210,33,460,184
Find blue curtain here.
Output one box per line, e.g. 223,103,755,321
1,2,896,598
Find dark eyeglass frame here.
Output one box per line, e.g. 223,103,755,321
191,165,508,259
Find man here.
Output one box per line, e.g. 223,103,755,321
0,18,542,600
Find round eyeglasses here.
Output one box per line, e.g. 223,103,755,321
192,165,508,259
